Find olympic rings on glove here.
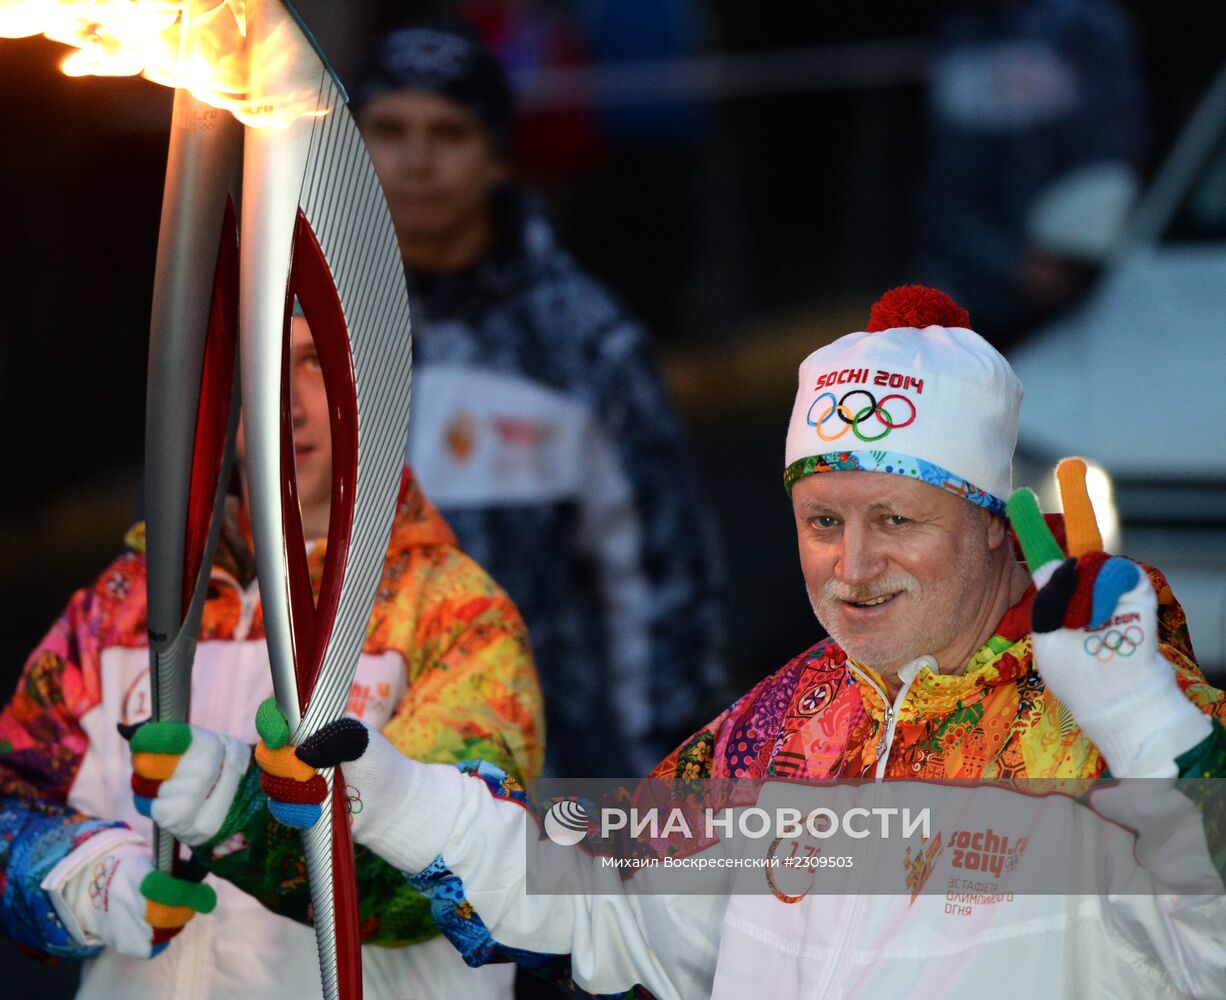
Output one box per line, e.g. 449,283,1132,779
88,858,116,909
806,390,917,443
1083,625,1144,662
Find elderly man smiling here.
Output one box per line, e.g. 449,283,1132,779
141,286,1226,998
785,285,1032,718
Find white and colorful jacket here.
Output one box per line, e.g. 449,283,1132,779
382,561,1226,998
0,469,543,1000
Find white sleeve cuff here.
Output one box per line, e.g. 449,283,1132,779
40,829,146,947
1087,676,1213,779
352,748,467,875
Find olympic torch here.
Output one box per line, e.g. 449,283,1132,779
143,83,243,876
5,5,412,994
238,3,413,998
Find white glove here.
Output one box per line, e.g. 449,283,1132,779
54,839,215,958
123,719,251,846
1007,464,1211,778
1029,556,1210,777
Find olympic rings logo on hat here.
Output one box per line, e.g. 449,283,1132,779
806,390,917,443
1083,626,1144,662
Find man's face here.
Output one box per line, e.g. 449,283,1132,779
792,471,1006,678
359,90,507,249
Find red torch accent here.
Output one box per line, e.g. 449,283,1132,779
331,762,362,999
181,198,240,617
277,210,358,708
277,209,362,1000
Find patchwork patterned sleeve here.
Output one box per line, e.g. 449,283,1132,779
648,710,728,782
647,657,805,782
379,545,544,784
583,314,725,775
1152,565,1199,667
1150,564,1226,722
0,579,131,960
196,543,545,948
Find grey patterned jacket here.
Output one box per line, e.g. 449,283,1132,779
404,191,724,777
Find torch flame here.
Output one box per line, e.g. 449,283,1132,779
0,1,327,127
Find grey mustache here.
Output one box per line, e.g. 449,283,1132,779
823,576,918,603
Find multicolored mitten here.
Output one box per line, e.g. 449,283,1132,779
65,842,216,958
254,697,335,829
123,720,251,846
1007,458,1212,777
253,698,438,869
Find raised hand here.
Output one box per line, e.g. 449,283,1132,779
1006,458,1211,777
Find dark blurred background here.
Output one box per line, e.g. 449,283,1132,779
0,1,1222,991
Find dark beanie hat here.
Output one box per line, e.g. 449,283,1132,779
348,20,514,155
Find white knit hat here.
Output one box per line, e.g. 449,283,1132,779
784,286,1022,514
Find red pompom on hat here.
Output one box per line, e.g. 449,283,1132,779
866,284,971,333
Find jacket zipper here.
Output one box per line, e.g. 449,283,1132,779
813,656,935,998
234,577,259,642
222,540,317,641
847,656,933,782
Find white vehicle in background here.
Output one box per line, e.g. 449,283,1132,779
1010,65,1226,681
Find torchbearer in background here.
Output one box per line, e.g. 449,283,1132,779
210,285,1221,999
350,20,725,778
